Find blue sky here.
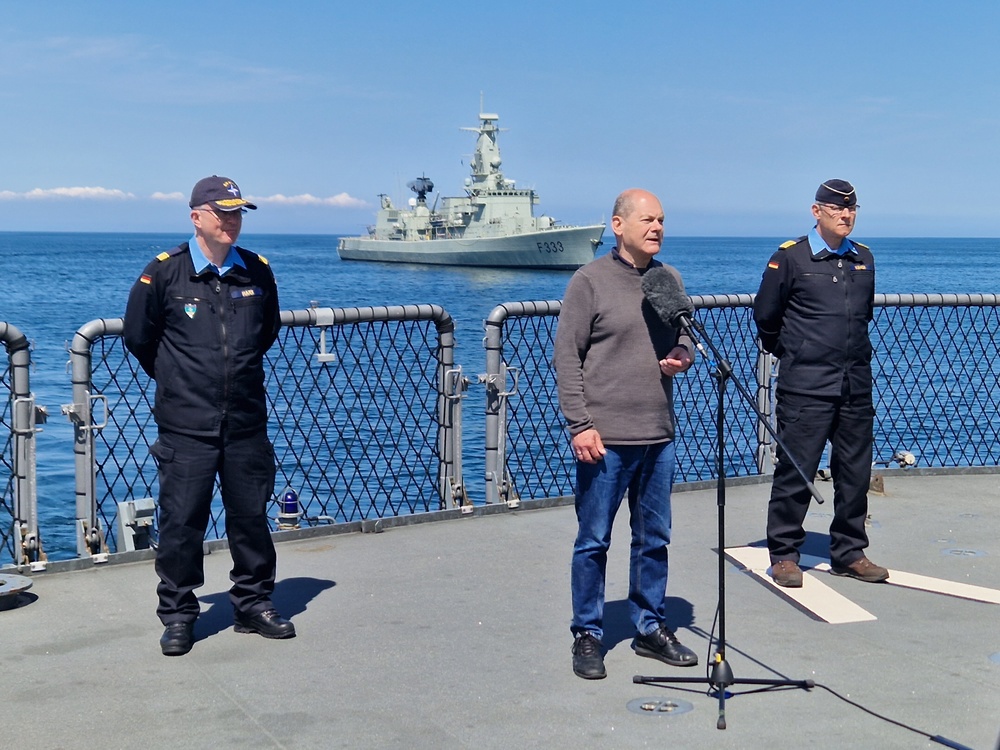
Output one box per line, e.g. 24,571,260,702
1,1,998,237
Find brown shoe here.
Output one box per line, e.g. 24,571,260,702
831,557,889,583
770,560,803,588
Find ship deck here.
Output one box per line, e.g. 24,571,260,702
2,471,998,750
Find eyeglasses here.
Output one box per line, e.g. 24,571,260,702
818,203,859,215
195,207,246,221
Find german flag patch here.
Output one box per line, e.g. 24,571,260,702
140,274,152,284
767,261,780,270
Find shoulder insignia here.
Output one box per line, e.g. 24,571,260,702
155,245,186,262
778,235,807,251
853,241,869,250
234,246,268,266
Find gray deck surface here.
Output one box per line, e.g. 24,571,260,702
1,472,998,750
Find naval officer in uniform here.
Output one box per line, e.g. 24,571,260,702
753,179,889,589
124,175,294,655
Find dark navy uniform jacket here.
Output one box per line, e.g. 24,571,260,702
753,235,875,397
123,242,280,437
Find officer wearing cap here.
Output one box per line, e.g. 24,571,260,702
124,175,294,655
753,179,889,589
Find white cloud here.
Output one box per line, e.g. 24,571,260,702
0,186,136,200
250,192,369,209
0,187,368,210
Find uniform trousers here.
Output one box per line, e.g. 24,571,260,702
767,388,874,568
151,428,277,625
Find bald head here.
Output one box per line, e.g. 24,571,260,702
611,189,664,268
612,188,659,221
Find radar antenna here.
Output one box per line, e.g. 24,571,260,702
406,175,434,204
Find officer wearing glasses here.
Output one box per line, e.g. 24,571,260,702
754,179,889,589
124,175,294,655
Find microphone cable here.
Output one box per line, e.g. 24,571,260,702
691,603,978,749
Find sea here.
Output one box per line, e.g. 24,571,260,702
1,232,997,561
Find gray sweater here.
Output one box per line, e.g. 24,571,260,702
553,252,692,445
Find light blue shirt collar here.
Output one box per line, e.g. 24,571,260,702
188,235,245,276
808,227,856,257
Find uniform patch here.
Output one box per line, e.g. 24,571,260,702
156,251,171,261
854,264,868,270
139,274,152,284
231,286,262,299
184,303,197,319
768,261,780,269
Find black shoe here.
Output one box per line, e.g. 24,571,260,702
633,625,698,667
160,622,194,656
571,633,606,679
234,608,296,639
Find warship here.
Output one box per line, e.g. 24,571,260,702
337,111,605,269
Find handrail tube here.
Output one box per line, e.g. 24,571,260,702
2,321,42,567
483,300,562,505
67,318,124,559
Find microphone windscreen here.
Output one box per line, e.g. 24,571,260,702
641,266,692,326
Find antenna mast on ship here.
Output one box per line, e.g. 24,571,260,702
461,94,508,193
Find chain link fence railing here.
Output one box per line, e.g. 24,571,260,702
3,293,1000,567
482,295,767,506
64,305,459,559
871,294,1000,467
484,293,1000,505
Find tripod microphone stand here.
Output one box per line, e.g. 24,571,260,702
633,316,820,730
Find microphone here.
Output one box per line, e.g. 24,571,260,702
641,266,696,332
641,266,709,360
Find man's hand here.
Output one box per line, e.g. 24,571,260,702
571,428,606,464
659,345,693,376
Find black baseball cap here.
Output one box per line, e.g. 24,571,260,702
189,176,257,211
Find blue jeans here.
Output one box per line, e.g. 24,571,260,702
571,442,675,640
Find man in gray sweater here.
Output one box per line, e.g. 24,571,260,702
554,188,698,680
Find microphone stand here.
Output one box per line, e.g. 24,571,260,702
633,315,819,730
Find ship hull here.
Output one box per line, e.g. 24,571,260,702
337,224,605,269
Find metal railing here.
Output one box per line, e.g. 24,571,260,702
63,305,461,559
1,322,46,569
482,295,768,507
482,293,1000,505
2,292,999,568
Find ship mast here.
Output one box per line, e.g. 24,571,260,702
461,112,507,193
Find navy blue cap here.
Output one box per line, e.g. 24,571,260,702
189,176,257,210
815,179,856,207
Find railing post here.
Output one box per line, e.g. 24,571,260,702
482,309,506,506
482,301,562,507
755,347,775,475
436,315,469,510
63,319,119,562
2,322,48,570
